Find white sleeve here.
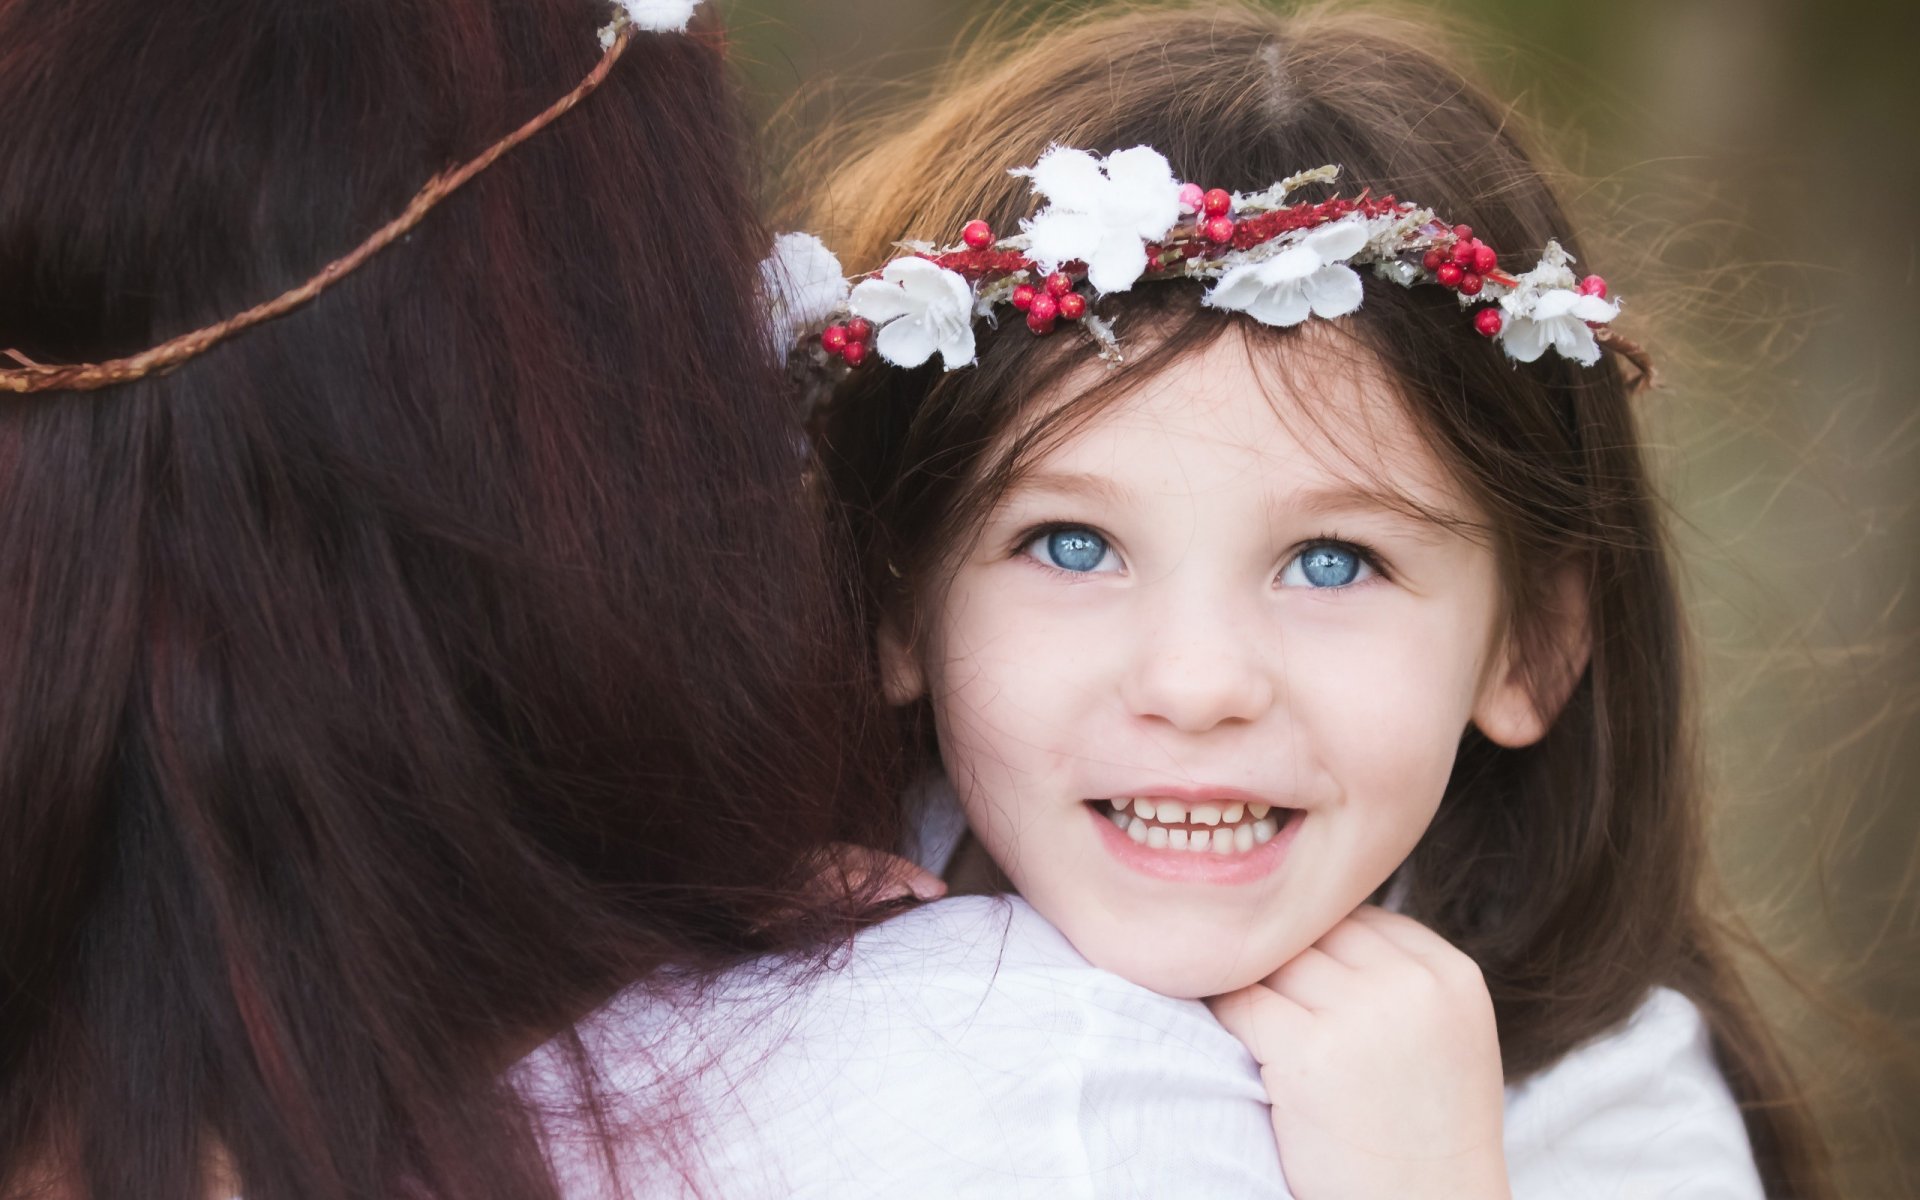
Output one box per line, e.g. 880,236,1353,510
548,896,1293,1200
1502,987,1765,1200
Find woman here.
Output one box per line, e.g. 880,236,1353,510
0,1,906,1196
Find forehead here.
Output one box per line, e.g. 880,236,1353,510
1016,325,1472,516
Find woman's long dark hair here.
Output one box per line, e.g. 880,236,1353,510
0,1,899,1196
801,3,1828,1195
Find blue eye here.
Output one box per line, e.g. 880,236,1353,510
1028,527,1115,573
1281,542,1373,589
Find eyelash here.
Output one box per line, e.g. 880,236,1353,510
1010,523,1392,586
1293,533,1391,588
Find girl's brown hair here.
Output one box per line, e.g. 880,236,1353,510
0,0,899,1196
801,3,1827,1194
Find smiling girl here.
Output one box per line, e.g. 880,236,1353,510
884,328,1537,1008
785,3,1831,1197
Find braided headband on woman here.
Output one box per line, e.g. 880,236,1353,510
0,0,701,396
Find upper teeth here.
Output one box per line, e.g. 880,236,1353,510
1102,797,1281,853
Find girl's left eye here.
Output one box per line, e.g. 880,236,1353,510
1021,526,1120,574
1279,541,1377,589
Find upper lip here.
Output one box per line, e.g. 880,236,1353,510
1087,783,1288,808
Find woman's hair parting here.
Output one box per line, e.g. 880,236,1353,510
798,3,1829,1195
0,1,899,1197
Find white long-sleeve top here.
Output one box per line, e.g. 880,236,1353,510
521,895,1764,1199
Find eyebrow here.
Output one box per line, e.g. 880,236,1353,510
999,470,1135,507
1000,471,1470,538
1287,482,1422,518
1281,482,1467,538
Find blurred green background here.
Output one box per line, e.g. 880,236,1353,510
723,0,1919,1190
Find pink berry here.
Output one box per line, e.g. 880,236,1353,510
1451,239,1477,266
1027,292,1058,323
1578,274,1609,298
1435,262,1464,288
1026,309,1057,335
841,339,868,366
845,317,873,342
1473,308,1503,338
1045,271,1073,296
1458,272,1484,296
1472,244,1498,275
1057,292,1087,320
1203,188,1233,217
1178,182,1206,214
821,325,849,352
1010,283,1037,312
1204,216,1235,244
1452,224,1474,240
1421,248,1445,272
961,219,994,250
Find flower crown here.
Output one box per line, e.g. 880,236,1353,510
0,0,701,395
768,145,1651,387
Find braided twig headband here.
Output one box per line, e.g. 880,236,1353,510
1,1,699,396
765,147,1655,391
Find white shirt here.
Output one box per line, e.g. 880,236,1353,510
522,896,1763,1198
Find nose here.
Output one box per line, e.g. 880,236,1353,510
1120,591,1277,734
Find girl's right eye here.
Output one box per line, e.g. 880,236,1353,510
1021,526,1120,574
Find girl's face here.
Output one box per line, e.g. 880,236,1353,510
888,331,1556,998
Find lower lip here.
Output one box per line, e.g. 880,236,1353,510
1087,802,1303,885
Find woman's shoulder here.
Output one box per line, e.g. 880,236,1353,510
748,894,1263,1058
542,896,1286,1199
831,895,1228,1017
1503,986,1766,1200
639,892,1277,1122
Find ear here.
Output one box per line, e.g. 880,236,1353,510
877,615,926,706
1471,563,1591,749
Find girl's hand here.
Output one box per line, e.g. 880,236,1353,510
811,843,948,904
1206,905,1510,1200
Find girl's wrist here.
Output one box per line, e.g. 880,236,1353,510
1336,1141,1509,1200
1406,1149,1510,1200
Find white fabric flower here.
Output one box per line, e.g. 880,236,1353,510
1015,145,1183,294
617,0,700,32
1497,288,1620,366
1201,217,1369,327
760,233,849,357
848,258,977,370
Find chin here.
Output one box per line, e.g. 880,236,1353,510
1064,918,1281,1000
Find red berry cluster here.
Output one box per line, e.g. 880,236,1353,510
1011,270,1089,335
820,316,875,367
1420,224,1500,298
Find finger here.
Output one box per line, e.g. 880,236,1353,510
1345,904,1456,961
1310,912,1407,971
1345,906,1489,993
862,848,948,901
894,862,948,901
1261,945,1352,1011
815,844,947,902
1206,983,1312,1065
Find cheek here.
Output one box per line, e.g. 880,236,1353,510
924,583,1110,762
921,618,1049,819
1282,605,1487,799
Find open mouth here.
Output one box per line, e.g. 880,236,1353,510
1086,797,1291,854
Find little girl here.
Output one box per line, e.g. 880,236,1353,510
777,3,1829,1197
